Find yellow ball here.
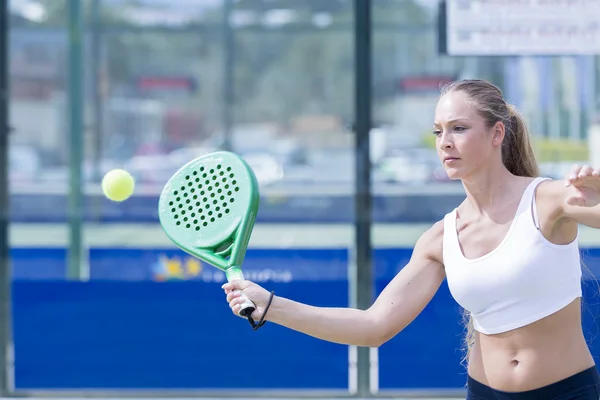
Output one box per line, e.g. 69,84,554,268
102,169,135,202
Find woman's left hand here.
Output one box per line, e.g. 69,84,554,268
564,164,600,207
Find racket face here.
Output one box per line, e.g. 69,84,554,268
158,151,259,268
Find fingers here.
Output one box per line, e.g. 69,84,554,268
223,281,251,317
565,195,586,207
226,289,241,302
565,164,582,186
227,294,247,317
565,164,599,186
221,280,251,291
231,304,241,315
579,165,595,177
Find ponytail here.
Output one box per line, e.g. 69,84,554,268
503,105,539,178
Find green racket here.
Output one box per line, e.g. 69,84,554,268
158,151,259,320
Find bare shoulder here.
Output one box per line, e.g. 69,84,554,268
535,178,565,201
412,219,445,267
533,178,571,219
528,178,583,245
535,175,599,231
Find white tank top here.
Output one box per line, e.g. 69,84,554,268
443,177,582,334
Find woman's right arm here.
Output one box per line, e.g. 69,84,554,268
224,221,446,347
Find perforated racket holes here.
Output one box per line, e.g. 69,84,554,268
170,164,239,230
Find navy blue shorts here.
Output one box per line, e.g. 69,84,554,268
467,366,600,400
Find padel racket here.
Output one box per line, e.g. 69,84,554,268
158,151,259,321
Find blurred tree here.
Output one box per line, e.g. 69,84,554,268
12,0,433,128
230,0,431,125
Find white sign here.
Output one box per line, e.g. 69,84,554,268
446,0,600,55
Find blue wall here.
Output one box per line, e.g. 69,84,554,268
12,280,350,390
10,247,600,391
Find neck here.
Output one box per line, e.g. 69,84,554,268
461,162,514,215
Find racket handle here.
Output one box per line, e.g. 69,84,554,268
226,268,256,318
237,292,256,318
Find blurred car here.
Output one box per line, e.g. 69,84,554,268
10,145,40,183
375,148,452,184
241,153,284,186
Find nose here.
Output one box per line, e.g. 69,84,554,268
438,132,453,150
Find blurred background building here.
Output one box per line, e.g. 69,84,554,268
2,0,600,399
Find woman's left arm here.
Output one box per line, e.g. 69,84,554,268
548,164,600,229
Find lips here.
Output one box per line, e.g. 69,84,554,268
443,156,460,162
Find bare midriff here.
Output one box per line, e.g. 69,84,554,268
467,299,595,391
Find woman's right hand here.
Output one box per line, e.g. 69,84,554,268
222,279,273,320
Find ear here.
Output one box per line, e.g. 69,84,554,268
491,121,505,147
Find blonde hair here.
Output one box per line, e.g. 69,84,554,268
440,79,539,178
440,79,540,361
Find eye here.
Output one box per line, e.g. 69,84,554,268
454,126,466,132
432,129,441,136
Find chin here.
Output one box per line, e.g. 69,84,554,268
444,168,464,180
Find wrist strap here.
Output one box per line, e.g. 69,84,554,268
247,291,275,331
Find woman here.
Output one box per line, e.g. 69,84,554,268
223,79,600,399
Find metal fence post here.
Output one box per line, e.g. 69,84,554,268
0,0,11,395
67,0,85,280
353,0,373,397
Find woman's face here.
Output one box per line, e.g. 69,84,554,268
433,91,499,180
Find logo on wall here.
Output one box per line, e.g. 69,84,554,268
151,254,204,281
151,253,295,283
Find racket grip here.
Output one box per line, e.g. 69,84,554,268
226,268,256,318
237,292,256,318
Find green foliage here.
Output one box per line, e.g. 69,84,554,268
533,138,588,162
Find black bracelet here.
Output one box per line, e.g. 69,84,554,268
246,291,275,331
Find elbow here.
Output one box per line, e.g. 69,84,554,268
364,313,403,348
365,337,385,348
368,330,396,348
